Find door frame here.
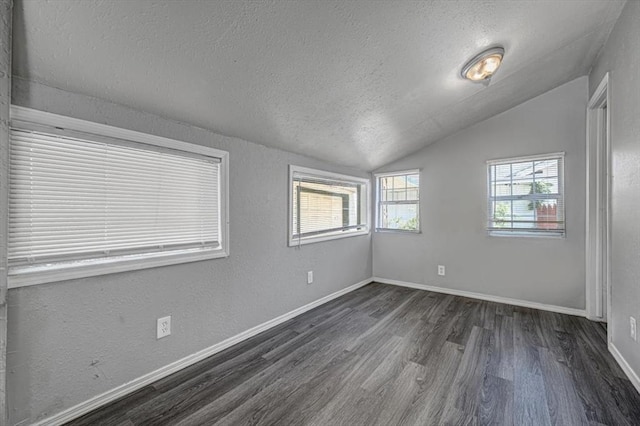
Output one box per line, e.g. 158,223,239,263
585,72,611,330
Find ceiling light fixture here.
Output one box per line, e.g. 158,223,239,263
461,46,505,82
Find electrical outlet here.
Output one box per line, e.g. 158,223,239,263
438,265,446,276
307,271,313,284
157,316,171,339
631,316,637,341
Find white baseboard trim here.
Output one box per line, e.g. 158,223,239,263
609,342,640,394
373,277,586,317
33,277,374,426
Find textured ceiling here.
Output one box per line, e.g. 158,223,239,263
12,0,625,171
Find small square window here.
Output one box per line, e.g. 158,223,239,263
375,170,420,232
487,153,565,237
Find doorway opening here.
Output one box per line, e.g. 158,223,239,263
586,73,610,329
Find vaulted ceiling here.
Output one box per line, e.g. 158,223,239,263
12,0,625,170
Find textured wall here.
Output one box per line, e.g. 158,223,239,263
6,79,373,425
373,77,588,309
589,0,640,381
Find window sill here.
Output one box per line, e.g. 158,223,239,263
375,228,421,234
488,230,565,239
288,229,369,247
7,248,228,288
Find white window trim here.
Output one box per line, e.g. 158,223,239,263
7,106,230,288
288,165,370,246
486,152,566,165
374,169,421,233
486,152,565,238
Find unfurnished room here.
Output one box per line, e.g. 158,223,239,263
0,0,639,425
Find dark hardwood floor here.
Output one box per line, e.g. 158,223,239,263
67,283,640,426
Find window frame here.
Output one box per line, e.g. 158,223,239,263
288,165,370,246
374,169,421,233
486,152,565,238
7,106,230,288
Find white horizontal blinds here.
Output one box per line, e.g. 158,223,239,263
9,128,221,266
292,172,363,238
488,154,564,234
378,172,419,231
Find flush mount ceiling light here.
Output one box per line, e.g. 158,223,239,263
461,46,505,82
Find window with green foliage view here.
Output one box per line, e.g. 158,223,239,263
375,171,420,232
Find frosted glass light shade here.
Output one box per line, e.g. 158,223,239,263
461,47,505,82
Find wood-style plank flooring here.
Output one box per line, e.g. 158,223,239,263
67,283,640,425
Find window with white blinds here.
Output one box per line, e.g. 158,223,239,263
289,166,369,246
487,153,565,237
8,107,229,287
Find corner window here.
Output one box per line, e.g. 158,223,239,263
289,166,369,246
8,107,229,287
487,153,565,237
375,170,420,232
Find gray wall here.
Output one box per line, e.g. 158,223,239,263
373,77,588,309
589,0,640,381
6,78,373,425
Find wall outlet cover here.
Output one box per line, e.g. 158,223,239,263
631,316,637,341
307,271,314,284
438,265,446,276
157,316,171,339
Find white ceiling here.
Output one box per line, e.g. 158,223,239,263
12,0,625,171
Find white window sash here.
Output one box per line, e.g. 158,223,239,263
374,169,420,232
487,153,565,236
